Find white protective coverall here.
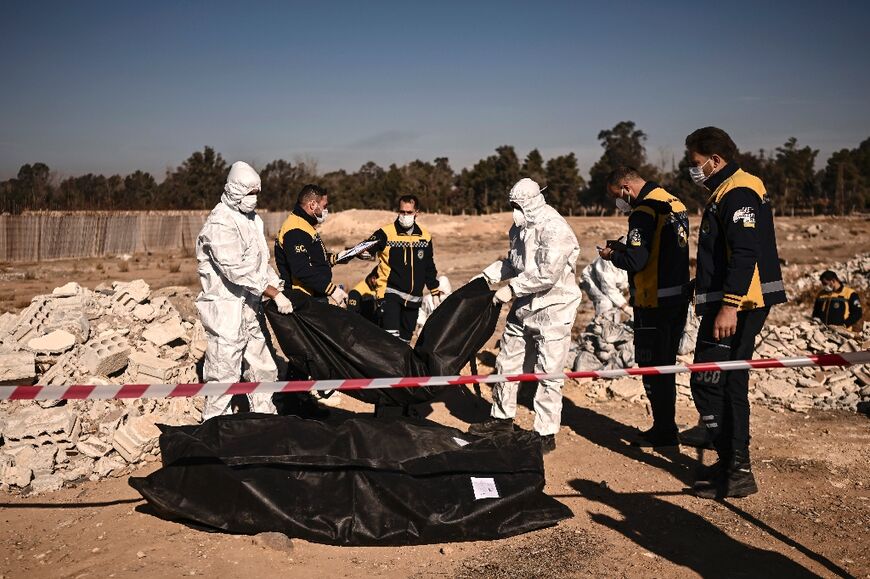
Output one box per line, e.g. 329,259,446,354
580,257,628,321
482,179,582,436
416,275,453,328
195,161,282,420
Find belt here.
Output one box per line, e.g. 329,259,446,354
385,287,423,303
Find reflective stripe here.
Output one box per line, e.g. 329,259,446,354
697,280,784,305
630,284,688,299
657,284,687,298
385,287,423,303
695,291,723,305
761,280,785,294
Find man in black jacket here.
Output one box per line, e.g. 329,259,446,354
813,270,863,331
363,195,443,342
686,127,787,499
600,166,691,447
275,184,348,306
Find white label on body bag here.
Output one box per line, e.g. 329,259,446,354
470,477,500,500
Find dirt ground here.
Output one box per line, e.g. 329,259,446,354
1,212,870,578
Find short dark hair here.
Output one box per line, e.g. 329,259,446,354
397,194,419,210
819,270,839,282
297,184,327,205
606,166,641,188
685,127,739,161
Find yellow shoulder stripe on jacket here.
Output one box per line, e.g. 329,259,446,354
276,214,316,247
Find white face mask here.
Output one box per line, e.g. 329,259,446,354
238,194,257,214
614,187,632,213
512,208,526,228
689,158,712,185
397,214,415,229
316,207,328,224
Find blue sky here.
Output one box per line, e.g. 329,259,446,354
1,0,868,181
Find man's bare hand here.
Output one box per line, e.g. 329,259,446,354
598,246,614,261
713,305,738,341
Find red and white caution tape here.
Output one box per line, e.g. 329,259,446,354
1,350,868,402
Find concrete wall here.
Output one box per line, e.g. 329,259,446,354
0,211,292,262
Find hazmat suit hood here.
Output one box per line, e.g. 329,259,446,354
509,178,546,223
221,161,261,211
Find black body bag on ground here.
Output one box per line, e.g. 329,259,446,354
264,277,500,407
130,415,572,545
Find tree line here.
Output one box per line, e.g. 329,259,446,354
2,121,868,215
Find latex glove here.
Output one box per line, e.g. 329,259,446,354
493,285,513,305
329,286,348,307
431,289,444,306
274,293,294,314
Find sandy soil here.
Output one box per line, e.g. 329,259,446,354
1,212,869,578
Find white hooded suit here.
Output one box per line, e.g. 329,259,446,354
195,161,282,420
482,179,582,436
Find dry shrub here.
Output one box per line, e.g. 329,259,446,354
118,261,130,273
179,273,199,287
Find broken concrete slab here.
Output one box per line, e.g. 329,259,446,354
758,381,798,400
607,379,645,401
81,332,130,375
129,351,179,383
76,437,113,459
142,319,186,347
0,455,33,488
1,406,77,441
29,473,64,494
52,282,83,297
132,304,155,322
112,279,151,309
27,330,76,355
0,350,36,385
112,415,161,463
92,454,127,479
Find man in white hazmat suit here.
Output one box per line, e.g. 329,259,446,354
580,256,629,321
195,161,294,420
468,178,582,453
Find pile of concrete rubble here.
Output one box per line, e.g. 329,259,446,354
571,312,700,373
790,252,870,295
0,280,204,494
574,315,869,414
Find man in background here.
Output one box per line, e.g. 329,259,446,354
363,195,443,342
812,270,863,331
347,267,381,325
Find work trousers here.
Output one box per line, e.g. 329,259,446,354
633,302,689,433
381,293,420,342
690,307,769,460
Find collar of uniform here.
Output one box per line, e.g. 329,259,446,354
634,181,659,204
293,203,318,227
393,218,420,235
705,162,739,193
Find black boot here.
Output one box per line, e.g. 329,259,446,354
468,417,514,436
539,434,556,454
693,449,758,499
631,425,679,447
